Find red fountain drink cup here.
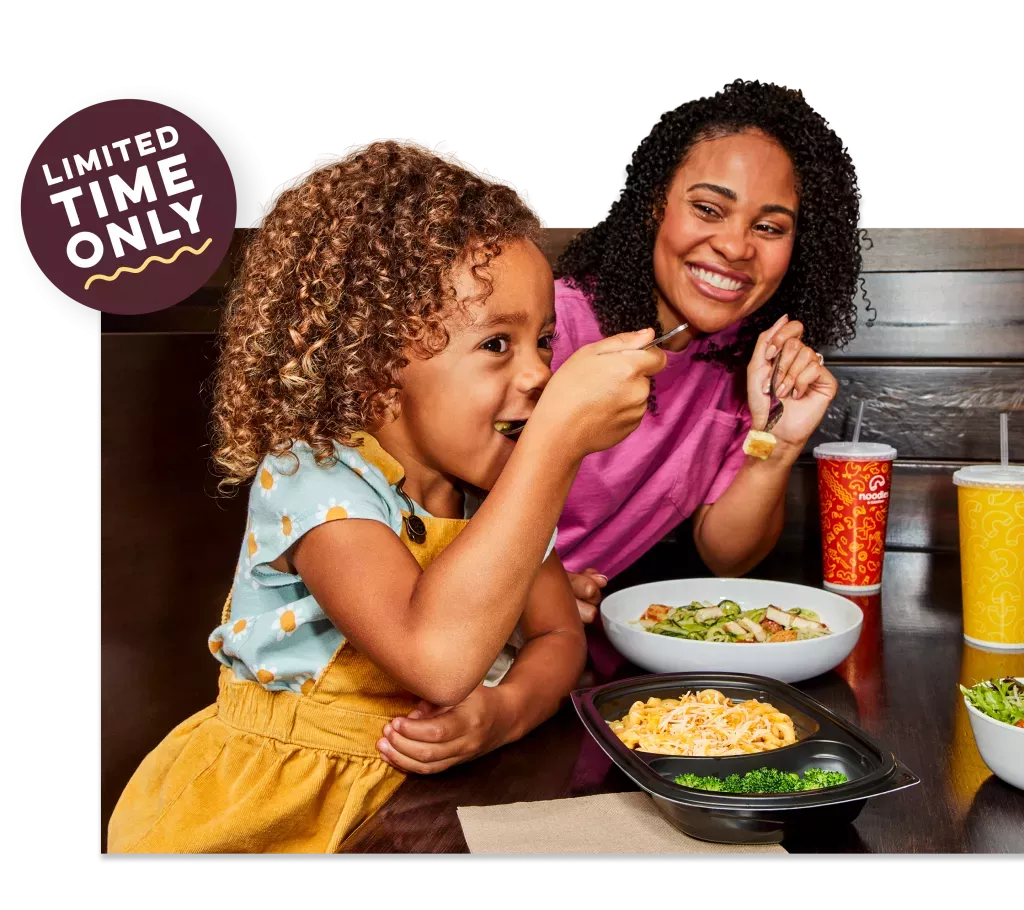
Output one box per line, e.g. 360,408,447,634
813,442,898,594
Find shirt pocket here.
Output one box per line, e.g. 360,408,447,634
668,408,743,519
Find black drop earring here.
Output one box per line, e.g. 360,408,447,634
395,478,427,544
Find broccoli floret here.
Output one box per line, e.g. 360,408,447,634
673,773,706,789
799,768,848,790
673,773,733,791
674,773,724,790
675,767,848,794
738,768,802,793
697,777,728,791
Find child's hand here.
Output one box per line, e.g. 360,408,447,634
376,686,510,774
532,328,667,457
568,568,607,624
747,315,838,450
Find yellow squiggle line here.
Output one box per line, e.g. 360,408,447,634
84,237,213,289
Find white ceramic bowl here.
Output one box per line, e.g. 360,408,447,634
601,577,863,684
963,678,1024,791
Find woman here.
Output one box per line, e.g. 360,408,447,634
553,80,863,620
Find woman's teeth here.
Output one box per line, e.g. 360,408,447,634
689,265,746,292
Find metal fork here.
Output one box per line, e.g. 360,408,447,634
643,323,689,349
765,357,784,433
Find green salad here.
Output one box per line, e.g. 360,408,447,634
674,767,849,793
635,599,831,643
960,677,1024,728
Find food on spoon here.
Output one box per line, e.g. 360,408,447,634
493,419,527,438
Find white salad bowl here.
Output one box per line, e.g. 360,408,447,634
601,577,863,684
963,678,1024,791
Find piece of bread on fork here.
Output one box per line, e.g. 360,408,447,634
743,429,777,460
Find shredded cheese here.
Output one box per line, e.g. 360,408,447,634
607,689,797,756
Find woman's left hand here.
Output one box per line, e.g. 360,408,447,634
376,685,511,774
747,314,838,449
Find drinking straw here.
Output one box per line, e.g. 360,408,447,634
852,401,866,444
1000,412,1009,468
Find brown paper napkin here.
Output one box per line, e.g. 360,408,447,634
457,791,786,854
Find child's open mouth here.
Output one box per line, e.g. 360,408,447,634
494,419,527,440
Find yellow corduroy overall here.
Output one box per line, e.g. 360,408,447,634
108,438,470,854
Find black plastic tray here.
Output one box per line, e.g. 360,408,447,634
572,672,919,845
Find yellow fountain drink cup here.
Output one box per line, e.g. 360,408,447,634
952,464,1024,650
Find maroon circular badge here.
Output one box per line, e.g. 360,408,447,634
21,99,236,315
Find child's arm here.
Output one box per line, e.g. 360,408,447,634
293,433,576,706
375,552,586,774
292,329,664,707
480,552,586,741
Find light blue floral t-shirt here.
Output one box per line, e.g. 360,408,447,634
208,435,556,695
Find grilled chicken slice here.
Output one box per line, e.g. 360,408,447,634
737,617,768,641
765,606,796,629
695,606,725,623
641,604,673,623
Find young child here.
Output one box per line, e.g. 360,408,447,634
107,141,666,853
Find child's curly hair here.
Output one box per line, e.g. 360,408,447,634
557,79,863,372
212,140,541,490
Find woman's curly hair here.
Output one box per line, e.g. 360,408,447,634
557,79,863,371
211,140,541,490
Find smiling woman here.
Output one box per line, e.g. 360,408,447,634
551,80,863,617
652,136,799,337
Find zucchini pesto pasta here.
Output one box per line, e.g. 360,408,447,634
635,600,831,644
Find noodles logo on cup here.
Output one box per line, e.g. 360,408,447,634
21,99,236,315
814,442,897,594
859,474,890,503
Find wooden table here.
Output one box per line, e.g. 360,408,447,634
341,548,1024,854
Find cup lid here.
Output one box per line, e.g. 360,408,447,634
952,464,1024,489
813,442,897,461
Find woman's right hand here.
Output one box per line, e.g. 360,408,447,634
532,328,667,457
569,568,608,624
